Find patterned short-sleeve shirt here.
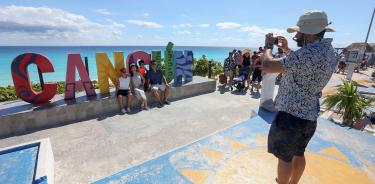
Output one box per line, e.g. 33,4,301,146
224,57,236,72
275,38,337,121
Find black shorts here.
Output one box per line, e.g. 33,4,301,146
252,69,262,82
116,89,130,97
267,111,317,162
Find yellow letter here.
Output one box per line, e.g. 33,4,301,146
96,52,124,94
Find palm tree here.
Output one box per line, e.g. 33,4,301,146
323,80,375,126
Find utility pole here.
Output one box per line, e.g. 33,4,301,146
363,7,375,61
365,7,375,44
347,8,375,80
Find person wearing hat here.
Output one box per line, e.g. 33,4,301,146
116,68,133,113
261,10,337,184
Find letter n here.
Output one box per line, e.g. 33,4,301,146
64,54,96,100
96,52,124,94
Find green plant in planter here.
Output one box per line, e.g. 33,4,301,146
323,80,375,126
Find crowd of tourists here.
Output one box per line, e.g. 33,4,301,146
116,60,170,114
223,47,286,92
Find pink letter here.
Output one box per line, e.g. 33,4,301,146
64,54,96,100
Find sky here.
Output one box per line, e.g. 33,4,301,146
0,0,374,47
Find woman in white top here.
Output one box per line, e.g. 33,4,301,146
116,68,133,113
130,64,150,110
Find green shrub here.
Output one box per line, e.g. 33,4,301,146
193,55,209,77
0,81,100,102
210,60,224,78
192,55,223,78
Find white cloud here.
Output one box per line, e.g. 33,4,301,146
172,23,194,29
105,19,125,28
216,22,241,29
179,23,192,28
137,34,143,39
142,12,150,17
198,24,210,28
95,8,111,15
178,30,191,35
239,25,296,47
240,25,288,38
127,20,163,28
0,5,124,45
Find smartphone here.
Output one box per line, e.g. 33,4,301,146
274,37,279,45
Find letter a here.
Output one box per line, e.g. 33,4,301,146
65,54,96,100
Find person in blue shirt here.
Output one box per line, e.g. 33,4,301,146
147,60,170,108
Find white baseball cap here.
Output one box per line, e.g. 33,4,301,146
287,10,335,34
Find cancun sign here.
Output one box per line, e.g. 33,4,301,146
10,42,193,105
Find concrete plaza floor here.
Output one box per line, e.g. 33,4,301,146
0,86,259,184
0,68,374,184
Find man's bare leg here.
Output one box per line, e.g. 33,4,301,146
152,89,162,104
289,156,306,184
162,86,170,102
277,159,292,184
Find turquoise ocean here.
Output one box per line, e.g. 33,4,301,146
0,46,250,86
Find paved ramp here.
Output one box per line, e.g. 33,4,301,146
93,110,375,184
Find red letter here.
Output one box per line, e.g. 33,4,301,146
126,51,150,73
64,54,96,100
11,53,57,104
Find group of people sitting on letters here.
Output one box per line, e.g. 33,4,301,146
116,60,170,113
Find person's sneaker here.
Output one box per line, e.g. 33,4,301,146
143,106,150,111
126,108,131,112
121,108,126,113
157,103,164,108
163,100,171,105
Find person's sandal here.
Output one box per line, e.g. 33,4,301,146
157,103,164,108
142,106,150,111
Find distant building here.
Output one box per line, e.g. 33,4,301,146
345,42,375,65
345,42,374,53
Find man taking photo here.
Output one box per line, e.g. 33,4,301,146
261,10,337,184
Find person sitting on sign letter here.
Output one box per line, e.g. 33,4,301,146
147,60,170,108
129,63,150,111
116,68,133,113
